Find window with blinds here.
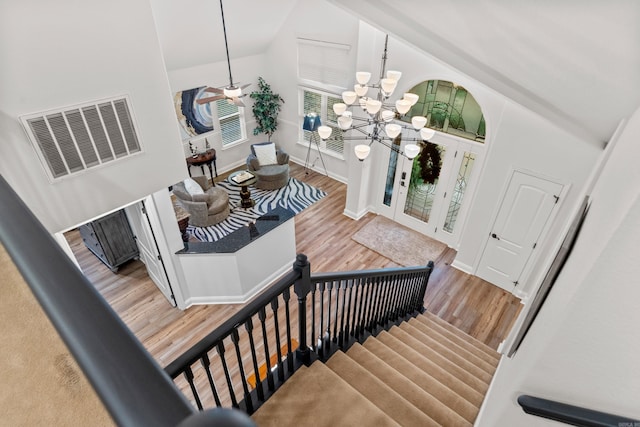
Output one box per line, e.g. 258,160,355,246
301,88,344,156
216,99,245,146
297,38,351,88
20,96,142,181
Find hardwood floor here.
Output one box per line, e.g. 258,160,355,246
65,162,521,371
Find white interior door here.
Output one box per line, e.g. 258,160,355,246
125,201,176,307
477,170,564,293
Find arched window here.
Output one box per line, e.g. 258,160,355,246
401,80,485,143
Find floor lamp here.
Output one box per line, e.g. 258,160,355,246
303,113,328,176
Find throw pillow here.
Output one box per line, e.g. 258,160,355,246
253,143,277,166
183,177,204,196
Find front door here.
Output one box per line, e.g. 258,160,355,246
476,170,564,293
378,133,483,247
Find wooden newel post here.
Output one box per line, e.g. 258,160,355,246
293,253,312,365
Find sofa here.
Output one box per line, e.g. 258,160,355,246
172,176,229,227
246,142,290,190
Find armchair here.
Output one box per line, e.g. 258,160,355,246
173,176,230,227
246,142,290,190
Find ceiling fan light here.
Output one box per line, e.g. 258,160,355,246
365,99,382,115
356,71,371,85
404,144,421,159
342,91,357,105
354,84,369,97
338,115,353,130
395,99,411,115
420,127,436,140
354,144,371,161
224,86,241,98
380,78,397,96
387,70,402,81
403,93,419,106
318,125,332,140
385,123,402,138
333,102,347,115
411,116,427,129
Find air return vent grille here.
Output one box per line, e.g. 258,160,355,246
21,96,142,181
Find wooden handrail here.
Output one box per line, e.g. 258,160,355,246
518,394,640,427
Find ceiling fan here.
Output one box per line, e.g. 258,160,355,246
196,0,250,107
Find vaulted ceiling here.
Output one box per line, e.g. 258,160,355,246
150,0,640,146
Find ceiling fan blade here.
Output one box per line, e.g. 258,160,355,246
196,95,225,104
240,83,251,90
204,87,224,94
232,97,245,107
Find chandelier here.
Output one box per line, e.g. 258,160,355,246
316,35,434,161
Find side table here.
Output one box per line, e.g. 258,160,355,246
228,171,258,209
186,149,217,180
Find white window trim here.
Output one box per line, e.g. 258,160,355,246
213,100,248,149
298,86,345,160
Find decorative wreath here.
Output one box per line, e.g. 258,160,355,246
418,142,442,185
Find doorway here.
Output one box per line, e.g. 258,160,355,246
378,133,484,247
476,170,564,293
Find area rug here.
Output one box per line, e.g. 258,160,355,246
188,177,326,242
351,215,447,266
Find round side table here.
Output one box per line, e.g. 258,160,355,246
228,171,258,209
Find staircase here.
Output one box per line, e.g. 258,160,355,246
251,312,499,427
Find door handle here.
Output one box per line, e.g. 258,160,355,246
400,180,406,187
401,172,407,179
491,233,500,240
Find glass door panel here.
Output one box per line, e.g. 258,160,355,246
443,151,476,233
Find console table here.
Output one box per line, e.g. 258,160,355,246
186,149,218,179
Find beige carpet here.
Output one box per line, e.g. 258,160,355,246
253,312,500,426
0,243,114,426
352,215,447,266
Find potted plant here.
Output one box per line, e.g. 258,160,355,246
250,77,284,141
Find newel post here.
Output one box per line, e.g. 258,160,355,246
293,253,312,365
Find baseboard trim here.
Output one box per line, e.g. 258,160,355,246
343,208,369,221
183,259,294,307
451,259,473,274
289,157,348,184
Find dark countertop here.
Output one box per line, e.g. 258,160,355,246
177,206,295,254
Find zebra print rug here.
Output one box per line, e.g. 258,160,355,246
187,178,327,242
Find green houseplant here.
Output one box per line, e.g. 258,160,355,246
250,77,284,141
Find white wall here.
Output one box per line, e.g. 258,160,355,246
455,100,602,294
476,106,640,425
0,0,187,233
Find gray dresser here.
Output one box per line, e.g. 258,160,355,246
79,209,139,272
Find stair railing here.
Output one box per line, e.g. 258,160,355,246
165,255,434,414
165,254,310,414
0,175,255,427
518,394,640,427
308,263,434,361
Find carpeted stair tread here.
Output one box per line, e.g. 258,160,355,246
413,314,499,368
407,318,496,374
386,327,490,394
347,343,475,425
251,362,400,427
372,331,485,406
326,351,440,427
421,312,500,361
398,323,494,383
